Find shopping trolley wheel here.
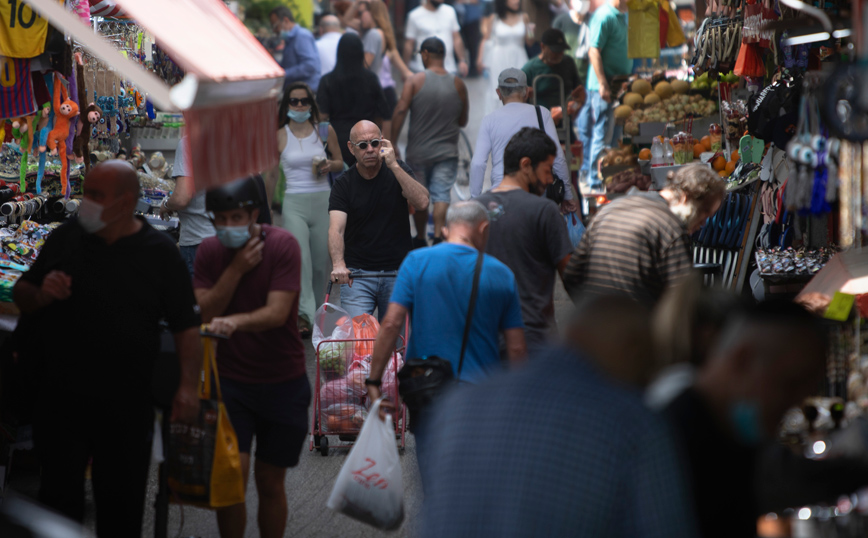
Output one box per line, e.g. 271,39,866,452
319,436,329,456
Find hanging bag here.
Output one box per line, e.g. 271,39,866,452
535,106,566,204
167,336,245,508
326,398,404,529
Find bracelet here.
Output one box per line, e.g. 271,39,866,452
364,378,382,387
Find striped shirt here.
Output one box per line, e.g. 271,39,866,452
563,192,692,305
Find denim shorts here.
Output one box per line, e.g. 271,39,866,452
409,158,458,204
220,375,311,468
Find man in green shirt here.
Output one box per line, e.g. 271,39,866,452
521,28,585,128
578,0,631,189
551,0,590,87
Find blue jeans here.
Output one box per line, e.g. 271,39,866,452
179,245,198,280
339,270,396,323
578,90,616,185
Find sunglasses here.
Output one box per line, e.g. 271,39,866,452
351,139,382,150
288,97,313,107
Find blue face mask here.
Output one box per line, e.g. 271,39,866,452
287,109,311,123
215,225,251,249
730,401,764,446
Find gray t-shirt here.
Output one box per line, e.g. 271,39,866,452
172,138,215,247
363,29,384,77
475,189,573,349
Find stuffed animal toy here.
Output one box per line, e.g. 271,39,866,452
10,116,34,192
74,102,102,172
44,79,79,197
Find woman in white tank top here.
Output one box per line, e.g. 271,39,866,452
274,83,343,337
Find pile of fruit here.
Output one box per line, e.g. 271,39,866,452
606,167,652,193
710,148,741,178
691,70,739,91
615,79,719,136
598,143,638,168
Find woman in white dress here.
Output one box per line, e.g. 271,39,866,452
477,0,534,113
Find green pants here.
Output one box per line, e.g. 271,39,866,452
281,190,331,327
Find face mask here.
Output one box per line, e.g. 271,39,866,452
215,225,251,249
729,401,764,446
287,109,311,123
78,198,109,234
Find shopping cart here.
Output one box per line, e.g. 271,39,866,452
310,271,408,456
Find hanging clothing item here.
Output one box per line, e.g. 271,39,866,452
627,0,661,59
0,0,50,58
658,0,686,48
0,57,37,119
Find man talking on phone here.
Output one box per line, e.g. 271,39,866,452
193,177,308,538
328,120,429,321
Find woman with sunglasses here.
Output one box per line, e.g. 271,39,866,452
317,33,392,166
275,82,343,338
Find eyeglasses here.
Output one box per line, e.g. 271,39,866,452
288,97,313,107
351,139,382,150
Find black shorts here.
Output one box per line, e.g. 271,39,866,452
220,375,311,468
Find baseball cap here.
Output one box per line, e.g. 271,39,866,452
541,28,570,53
419,37,446,55
497,68,527,88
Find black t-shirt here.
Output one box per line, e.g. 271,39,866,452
18,217,201,398
663,388,759,538
328,161,414,271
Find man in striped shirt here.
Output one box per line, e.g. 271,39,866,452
563,164,724,306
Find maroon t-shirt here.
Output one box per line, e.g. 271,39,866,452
193,225,305,383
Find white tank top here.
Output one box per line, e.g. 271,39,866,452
279,125,331,194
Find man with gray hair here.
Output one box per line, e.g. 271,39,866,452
470,68,577,210
316,15,343,76
367,200,526,483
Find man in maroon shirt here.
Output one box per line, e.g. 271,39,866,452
193,177,308,538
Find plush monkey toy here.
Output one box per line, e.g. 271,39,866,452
44,80,80,197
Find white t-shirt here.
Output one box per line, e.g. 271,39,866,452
317,31,342,75
405,4,461,74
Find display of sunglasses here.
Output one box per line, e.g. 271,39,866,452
289,97,313,106
351,139,382,150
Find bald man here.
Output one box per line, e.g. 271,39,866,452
13,160,202,536
317,14,343,75
328,120,428,321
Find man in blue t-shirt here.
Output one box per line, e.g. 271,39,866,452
366,200,526,482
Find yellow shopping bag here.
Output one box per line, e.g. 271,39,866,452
627,0,661,59
167,336,245,508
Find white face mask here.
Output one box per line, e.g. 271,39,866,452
78,198,110,234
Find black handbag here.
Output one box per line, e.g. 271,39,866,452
398,249,484,417
535,106,566,205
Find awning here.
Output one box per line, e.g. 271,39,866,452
25,0,285,189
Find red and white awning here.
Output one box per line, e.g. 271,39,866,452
26,0,285,189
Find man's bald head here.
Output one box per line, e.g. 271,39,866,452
87,159,140,197
349,120,381,142
320,15,341,31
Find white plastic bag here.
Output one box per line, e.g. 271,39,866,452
326,398,404,530
313,303,355,376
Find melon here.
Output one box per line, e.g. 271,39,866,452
654,81,674,100
622,92,643,109
671,79,689,94
631,79,652,96
614,105,633,120
644,93,661,105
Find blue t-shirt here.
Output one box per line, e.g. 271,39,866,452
390,243,524,384
587,4,631,92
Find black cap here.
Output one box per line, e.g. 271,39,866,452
541,28,570,53
205,176,262,213
419,36,446,55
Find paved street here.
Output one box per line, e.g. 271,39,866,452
6,75,577,537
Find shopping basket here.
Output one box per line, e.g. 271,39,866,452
310,271,408,456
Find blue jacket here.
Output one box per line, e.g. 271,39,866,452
280,25,321,91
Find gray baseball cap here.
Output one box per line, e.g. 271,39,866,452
497,68,527,88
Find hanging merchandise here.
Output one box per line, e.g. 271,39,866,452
0,57,38,120
44,75,78,198
627,0,661,59
0,0,50,58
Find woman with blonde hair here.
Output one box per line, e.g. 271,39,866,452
342,0,412,113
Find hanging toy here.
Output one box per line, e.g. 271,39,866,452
74,103,102,172
45,77,80,198
11,116,34,192
35,74,55,196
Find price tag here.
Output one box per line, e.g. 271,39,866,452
824,292,855,321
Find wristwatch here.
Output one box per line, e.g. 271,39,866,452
364,378,382,387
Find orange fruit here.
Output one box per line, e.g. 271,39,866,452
731,150,740,162
638,148,651,160
712,156,726,171
701,136,712,151
693,143,704,158
725,160,736,175
718,170,728,178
